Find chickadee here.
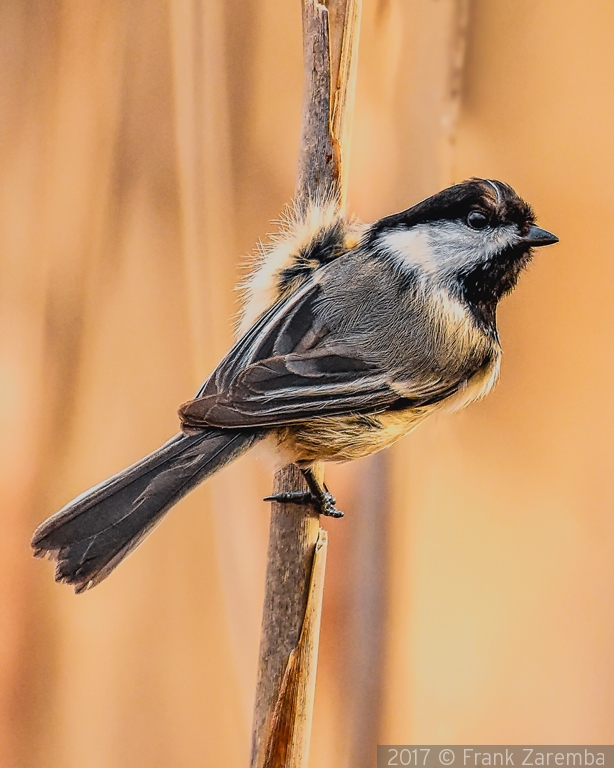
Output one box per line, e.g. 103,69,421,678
32,178,558,592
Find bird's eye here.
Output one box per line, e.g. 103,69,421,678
467,210,489,229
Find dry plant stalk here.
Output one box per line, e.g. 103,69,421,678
250,2,361,767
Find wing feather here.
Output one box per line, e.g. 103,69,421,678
180,349,397,428
180,267,479,430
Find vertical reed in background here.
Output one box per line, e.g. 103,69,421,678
169,0,272,732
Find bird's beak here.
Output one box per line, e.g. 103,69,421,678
520,225,559,247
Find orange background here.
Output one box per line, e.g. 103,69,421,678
1,1,613,766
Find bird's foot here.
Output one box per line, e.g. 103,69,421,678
264,489,344,519
318,491,344,518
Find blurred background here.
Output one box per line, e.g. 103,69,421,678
2,0,614,765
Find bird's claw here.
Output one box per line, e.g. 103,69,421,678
319,491,344,518
264,490,344,518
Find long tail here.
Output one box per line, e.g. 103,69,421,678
32,428,262,593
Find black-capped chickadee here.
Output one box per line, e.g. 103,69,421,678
32,178,558,592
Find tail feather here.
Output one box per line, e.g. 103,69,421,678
32,429,261,592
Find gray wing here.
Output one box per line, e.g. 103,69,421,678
179,280,464,430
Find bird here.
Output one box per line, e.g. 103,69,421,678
32,178,558,592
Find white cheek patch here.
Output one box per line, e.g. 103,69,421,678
379,221,520,281
379,226,440,275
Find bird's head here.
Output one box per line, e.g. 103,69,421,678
367,178,558,326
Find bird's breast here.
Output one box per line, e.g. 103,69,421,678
273,354,501,466
273,407,435,465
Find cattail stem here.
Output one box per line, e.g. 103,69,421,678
249,2,361,767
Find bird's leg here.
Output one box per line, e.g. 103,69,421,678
263,467,344,518
301,467,344,518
